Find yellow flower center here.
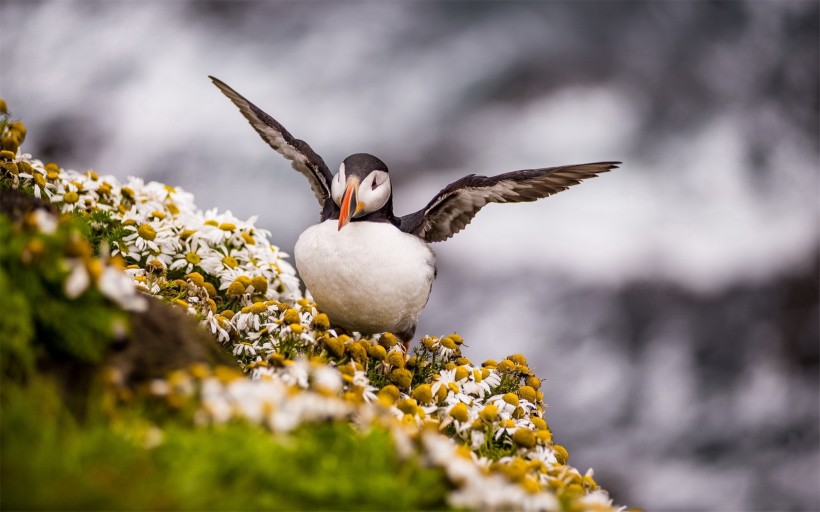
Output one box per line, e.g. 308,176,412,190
553,444,569,465
312,312,330,330
226,281,246,297
283,308,301,324
411,384,433,405
386,351,406,368
250,276,268,294
449,403,469,423
512,428,536,449
440,337,457,350
503,393,520,406
370,344,387,361
137,224,157,240
185,252,201,264
454,365,469,381
63,191,79,204
249,302,268,315
121,187,135,200
518,385,537,403
221,256,238,268
185,272,205,287
479,404,499,422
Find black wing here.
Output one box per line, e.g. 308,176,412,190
400,162,620,243
210,76,333,205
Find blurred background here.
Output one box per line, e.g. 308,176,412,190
2,1,817,509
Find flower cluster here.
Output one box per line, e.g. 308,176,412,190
1,109,624,511
148,362,355,432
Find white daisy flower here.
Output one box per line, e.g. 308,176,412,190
63,259,90,299
98,266,148,312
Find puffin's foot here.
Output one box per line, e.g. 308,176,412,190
395,325,416,354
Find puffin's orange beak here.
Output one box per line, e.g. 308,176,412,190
338,177,361,230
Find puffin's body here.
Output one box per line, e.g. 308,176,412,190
295,220,435,339
210,76,619,346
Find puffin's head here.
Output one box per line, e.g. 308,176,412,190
331,153,392,230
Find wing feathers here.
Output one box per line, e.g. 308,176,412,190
209,76,333,205
400,162,619,243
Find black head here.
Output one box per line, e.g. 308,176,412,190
342,153,389,179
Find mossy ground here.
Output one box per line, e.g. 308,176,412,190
1,377,449,511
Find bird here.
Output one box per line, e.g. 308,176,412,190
210,76,619,350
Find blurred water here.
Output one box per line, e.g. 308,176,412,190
2,1,818,509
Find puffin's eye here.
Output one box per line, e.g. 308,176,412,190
371,177,379,190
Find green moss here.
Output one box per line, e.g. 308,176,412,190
0,266,36,379
1,376,449,511
0,214,126,369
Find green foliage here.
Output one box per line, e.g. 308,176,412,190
475,434,520,462
0,266,36,379
0,214,126,377
1,377,450,511
493,372,526,396
83,208,129,255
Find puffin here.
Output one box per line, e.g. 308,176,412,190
210,76,619,348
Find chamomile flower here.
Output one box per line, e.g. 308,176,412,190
203,310,231,343
312,365,344,395
488,393,521,418
232,341,259,358
50,180,83,213
351,370,378,402
118,218,174,259
198,209,245,245
63,259,90,299
98,266,148,312
30,208,57,234
278,359,310,389
169,236,210,274
524,444,559,466
16,161,53,200
232,302,273,332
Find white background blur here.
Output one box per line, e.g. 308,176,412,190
2,1,818,509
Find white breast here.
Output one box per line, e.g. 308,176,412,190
294,220,436,336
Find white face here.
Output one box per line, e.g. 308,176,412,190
330,163,348,205
331,163,391,217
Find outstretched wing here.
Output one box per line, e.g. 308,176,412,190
400,162,620,243
209,76,333,205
